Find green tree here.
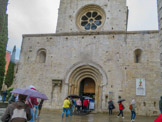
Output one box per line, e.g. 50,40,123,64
5,46,16,88
0,0,9,90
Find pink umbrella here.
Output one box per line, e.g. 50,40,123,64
154,114,162,122
11,88,48,100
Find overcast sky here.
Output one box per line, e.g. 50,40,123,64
7,0,158,59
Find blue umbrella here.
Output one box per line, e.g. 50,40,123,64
11,88,48,100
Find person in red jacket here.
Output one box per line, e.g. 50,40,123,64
117,102,124,119
83,99,89,113
28,85,39,122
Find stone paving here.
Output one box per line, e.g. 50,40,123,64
0,108,158,122
37,111,157,122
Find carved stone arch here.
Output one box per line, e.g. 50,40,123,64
64,62,108,111
36,48,46,63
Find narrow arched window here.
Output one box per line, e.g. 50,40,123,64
134,49,142,63
36,49,46,63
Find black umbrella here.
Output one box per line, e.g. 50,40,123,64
68,94,80,98
118,99,126,103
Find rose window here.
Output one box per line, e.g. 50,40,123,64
81,12,102,30
77,5,105,31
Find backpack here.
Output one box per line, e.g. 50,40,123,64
11,108,27,120
11,102,27,121
129,104,133,110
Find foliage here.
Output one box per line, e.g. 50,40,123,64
0,0,8,91
5,62,15,88
6,87,14,100
0,0,10,91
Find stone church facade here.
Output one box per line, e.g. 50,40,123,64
15,0,162,116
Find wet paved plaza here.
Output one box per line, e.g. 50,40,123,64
37,111,157,122
0,108,157,122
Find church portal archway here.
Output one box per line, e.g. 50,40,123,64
68,64,102,110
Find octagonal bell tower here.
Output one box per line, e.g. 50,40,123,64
56,0,128,33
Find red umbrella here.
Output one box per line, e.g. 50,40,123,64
155,114,162,122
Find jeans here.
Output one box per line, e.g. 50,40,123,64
34,105,38,119
84,106,88,112
29,108,34,122
77,106,81,111
29,105,38,122
2,95,6,103
62,108,69,117
109,109,112,115
70,106,73,116
131,111,136,120
118,110,124,117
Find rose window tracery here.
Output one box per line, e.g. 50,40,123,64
77,5,105,31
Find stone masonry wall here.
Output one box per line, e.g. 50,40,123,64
15,31,160,116
56,0,127,33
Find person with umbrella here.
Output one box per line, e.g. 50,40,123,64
9,87,48,121
28,85,39,122
117,99,125,119
1,94,32,122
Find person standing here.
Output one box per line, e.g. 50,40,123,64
69,98,74,116
108,99,115,115
117,102,124,119
2,90,8,103
62,97,70,117
159,96,162,113
1,94,32,122
28,85,39,122
130,99,136,122
38,99,44,116
8,93,17,104
83,99,89,113
76,98,82,113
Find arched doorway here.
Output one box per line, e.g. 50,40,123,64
68,65,102,110
79,78,95,99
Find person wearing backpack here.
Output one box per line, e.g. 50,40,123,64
1,94,32,122
130,99,136,122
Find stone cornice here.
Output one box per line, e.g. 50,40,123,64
23,30,159,38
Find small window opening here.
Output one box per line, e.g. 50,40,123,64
134,49,142,63
143,102,146,106
154,102,156,107
36,49,46,63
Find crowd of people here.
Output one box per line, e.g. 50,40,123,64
62,96,92,118
108,96,162,122
1,90,162,122
108,98,136,122
1,85,44,122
